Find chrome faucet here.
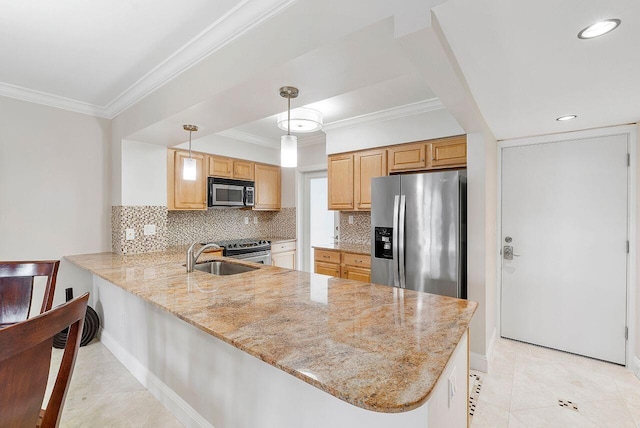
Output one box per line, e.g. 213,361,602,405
186,242,221,272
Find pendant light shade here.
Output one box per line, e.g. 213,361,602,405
276,108,323,133
279,86,299,168
182,124,198,181
280,134,298,167
183,157,197,180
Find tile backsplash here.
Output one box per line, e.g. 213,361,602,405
111,206,168,254
111,206,296,254
339,211,371,245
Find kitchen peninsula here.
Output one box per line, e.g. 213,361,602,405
66,247,477,428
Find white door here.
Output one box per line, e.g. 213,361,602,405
501,134,628,364
301,171,337,272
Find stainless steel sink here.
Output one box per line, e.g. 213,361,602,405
193,261,258,275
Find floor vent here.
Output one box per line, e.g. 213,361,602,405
469,373,482,418
558,399,579,411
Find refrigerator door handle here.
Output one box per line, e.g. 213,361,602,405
398,195,406,289
392,195,400,287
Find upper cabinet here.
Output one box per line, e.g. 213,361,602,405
167,149,207,210
208,156,233,178
327,135,467,211
254,163,281,210
233,160,255,180
328,153,354,210
387,143,427,173
429,136,467,168
208,156,255,180
354,149,387,210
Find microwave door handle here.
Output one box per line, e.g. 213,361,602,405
392,195,400,287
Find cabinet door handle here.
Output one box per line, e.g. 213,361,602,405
323,255,330,258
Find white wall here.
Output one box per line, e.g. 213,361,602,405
175,134,280,166
121,140,167,206
0,96,111,305
325,109,464,154
466,128,498,371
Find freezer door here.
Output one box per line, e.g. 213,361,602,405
370,175,401,287
401,171,461,297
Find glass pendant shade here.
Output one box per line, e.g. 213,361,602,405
280,134,298,168
183,157,197,180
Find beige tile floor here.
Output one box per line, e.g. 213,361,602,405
46,340,184,427
471,338,640,428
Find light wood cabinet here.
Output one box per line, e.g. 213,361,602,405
328,153,354,210
208,156,233,178
388,142,427,173
233,160,255,180
254,163,281,210
313,248,371,283
354,149,387,210
341,252,371,282
167,149,207,210
429,136,467,169
272,241,296,270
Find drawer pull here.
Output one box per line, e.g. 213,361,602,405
323,255,330,258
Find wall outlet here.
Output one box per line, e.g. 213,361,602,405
348,215,354,224
143,224,156,236
125,228,136,241
448,367,457,408
244,217,249,225
253,216,258,224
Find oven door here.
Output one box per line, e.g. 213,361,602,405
228,251,271,265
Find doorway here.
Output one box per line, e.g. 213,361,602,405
500,133,629,364
300,170,337,272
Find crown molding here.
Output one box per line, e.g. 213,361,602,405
217,129,278,148
0,0,296,120
0,81,109,118
323,97,444,132
104,0,297,118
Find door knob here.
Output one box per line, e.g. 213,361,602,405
503,246,521,260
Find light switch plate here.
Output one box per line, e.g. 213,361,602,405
125,229,136,241
143,224,156,236
348,215,354,224
253,216,258,224
244,217,249,225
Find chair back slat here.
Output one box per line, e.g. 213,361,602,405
0,260,59,327
0,277,34,326
0,293,88,428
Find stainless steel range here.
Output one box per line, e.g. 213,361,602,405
203,239,271,265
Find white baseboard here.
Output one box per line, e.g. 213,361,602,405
98,328,213,428
470,352,488,372
633,355,640,380
469,328,497,373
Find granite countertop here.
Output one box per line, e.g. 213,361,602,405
266,237,296,244
312,242,371,256
66,246,476,413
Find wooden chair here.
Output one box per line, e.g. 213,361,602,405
0,293,88,428
0,260,60,328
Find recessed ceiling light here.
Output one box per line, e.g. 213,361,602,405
578,19,621,39
556,115,577,121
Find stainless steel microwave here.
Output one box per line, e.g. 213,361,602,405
208,177,255,207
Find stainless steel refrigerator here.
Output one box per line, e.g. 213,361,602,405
370,170,467,298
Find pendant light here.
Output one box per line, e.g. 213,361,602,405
279,86,298,168
182,124,198,181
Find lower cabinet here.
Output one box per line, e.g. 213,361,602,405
313,248,371,282
272,241,296,270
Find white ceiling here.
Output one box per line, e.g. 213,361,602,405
3,0,639,144
0,0,293,117
433,0,640,140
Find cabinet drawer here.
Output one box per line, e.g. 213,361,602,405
342,252,370,268
314,261,340,277
272,241,296,253
341,266,371,283
314,249,341,264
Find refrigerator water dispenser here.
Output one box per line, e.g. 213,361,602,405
374,227,393,259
